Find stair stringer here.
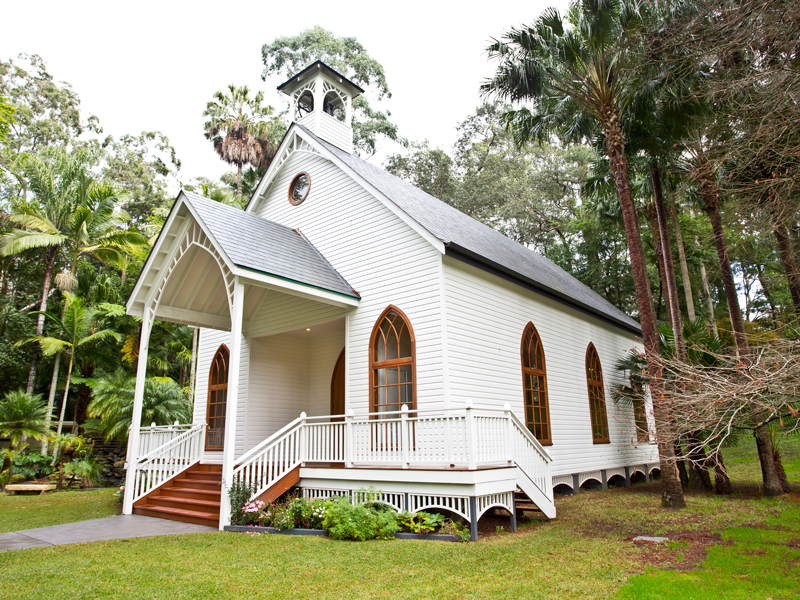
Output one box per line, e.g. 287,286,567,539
515,466,556,519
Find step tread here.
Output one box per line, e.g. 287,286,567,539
166,487,221,497
135,504,218,520
176,477,222,485
149,496,220,508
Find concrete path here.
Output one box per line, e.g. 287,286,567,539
0,515,216,552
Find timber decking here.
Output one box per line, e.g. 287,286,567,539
133,463,221,527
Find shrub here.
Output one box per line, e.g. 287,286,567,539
323,497,400,541
12,452,55,480
288,497,329,529
228,480,258,526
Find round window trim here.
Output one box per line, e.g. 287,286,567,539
288,172,311,206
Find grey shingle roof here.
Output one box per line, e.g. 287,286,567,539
298,126,641,334
183,191,358,299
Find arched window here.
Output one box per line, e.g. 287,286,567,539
585,343,610,443
369,306,415,416
521,323,552,445
206,344,229,450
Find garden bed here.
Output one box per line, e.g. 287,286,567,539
224,525,461,542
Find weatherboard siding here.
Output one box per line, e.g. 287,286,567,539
252,149,446,417
442,257,658,476
193,327,249,458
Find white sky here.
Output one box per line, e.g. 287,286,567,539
1,0,568,185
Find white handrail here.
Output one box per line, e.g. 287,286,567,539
131,423,205,503
233,416,305,499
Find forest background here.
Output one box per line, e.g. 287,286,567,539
0,0,797,502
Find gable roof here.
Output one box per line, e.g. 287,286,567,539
181,191,359,299
294,125,641,335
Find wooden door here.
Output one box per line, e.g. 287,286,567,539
206,345,229,450
330,348,345,417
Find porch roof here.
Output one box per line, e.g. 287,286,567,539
182,192,358,299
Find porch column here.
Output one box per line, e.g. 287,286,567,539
122,309,154,515
220,276,245,529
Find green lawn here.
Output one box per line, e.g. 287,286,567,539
0,438,796,599
0,488,118,534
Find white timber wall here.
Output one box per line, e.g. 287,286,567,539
442,257,658,476
251,148,446,416
194,324,345,457
193,328,249,459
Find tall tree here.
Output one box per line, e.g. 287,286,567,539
22,293,121,438
484,0,685,507
262,26,405,157
203,85,281,199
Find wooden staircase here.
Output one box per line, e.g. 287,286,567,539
514,490,543,515
133,463,221,527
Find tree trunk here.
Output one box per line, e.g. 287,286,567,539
237,163,243,199
713,452,732,495
602,111,685,508
27,247,57,393
675,442,689,489
645,203,672,325
773,448,791,493
652,168,687,362
669,196,696,322
756,264,777,316
687,435,713,492
72,363,94,433
697,250,719,338
40,351,61,455
695,154,783,497
771,213,800,319
55,352,74,440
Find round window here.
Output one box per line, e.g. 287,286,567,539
289,172,311,205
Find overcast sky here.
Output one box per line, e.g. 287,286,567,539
1,0,568,185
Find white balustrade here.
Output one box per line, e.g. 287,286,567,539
131,423,205,503
138,422,194,458
230,404,553,510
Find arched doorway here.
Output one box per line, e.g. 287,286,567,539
330,348,345,417
206,345,229,450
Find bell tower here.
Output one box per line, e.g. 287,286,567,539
277,61,364,154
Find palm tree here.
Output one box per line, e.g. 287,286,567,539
20,293,122,440
86,370,192,443
0,390,50,489
483,0,685,508
1,147,89,393
3,154,148,437
203,85,280,199
2,148,148,399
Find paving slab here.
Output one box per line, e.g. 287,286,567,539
0,515,216,552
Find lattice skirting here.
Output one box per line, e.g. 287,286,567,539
301,487,515,523
579,470,603,487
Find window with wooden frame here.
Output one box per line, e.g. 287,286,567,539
369,306,416,417
585,343,610,444
206,344,229,450
521,323,552,445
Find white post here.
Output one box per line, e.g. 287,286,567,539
122,310,153,515
504,402,514,467
400,404,410,469
466,400,477,471
345,409,354,468
299,412,308,467
219,276,245,530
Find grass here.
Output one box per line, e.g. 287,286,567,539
0,437,797,599
0,488,118,534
